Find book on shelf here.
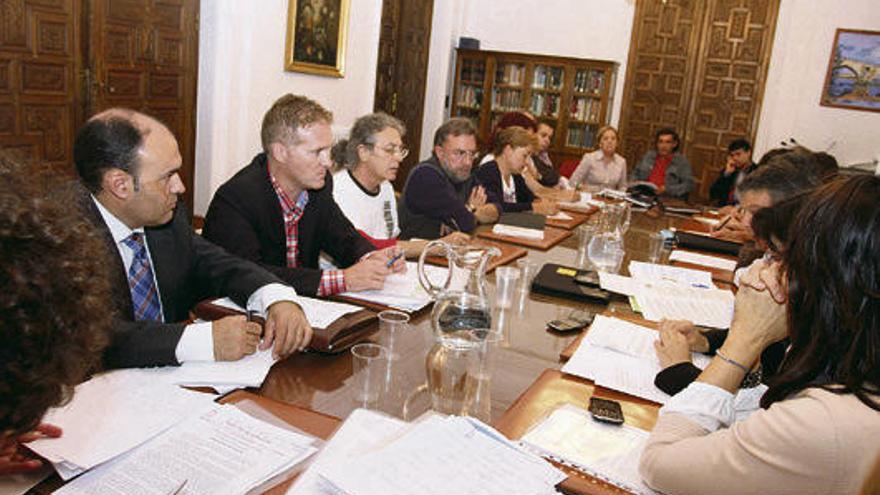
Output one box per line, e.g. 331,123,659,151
496,63,525,85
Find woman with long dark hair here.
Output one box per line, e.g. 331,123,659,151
640,175,880,494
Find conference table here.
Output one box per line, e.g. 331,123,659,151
257,207,711,426
34,204,732,494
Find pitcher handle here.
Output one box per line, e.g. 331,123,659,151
417,240,453,298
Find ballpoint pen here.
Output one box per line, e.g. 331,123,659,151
386,251,405,268
169,479,188,495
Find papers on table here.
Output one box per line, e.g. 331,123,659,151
338,261,465,313
693,215,722,228
211,295,362,329
548,211,573,221
28,369,216,480
492,223,545,240
635,284,735,329
55,404,318,495
166,348,276,389
520,404,659,495
288,408,409,494
597,262,734,329
561,315,712,404
628,261,714,288
315,414,565,495
559,191,605,210
669,250,737,271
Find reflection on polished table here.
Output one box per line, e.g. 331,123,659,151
258,207,708,424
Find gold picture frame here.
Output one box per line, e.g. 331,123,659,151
284,0,350,77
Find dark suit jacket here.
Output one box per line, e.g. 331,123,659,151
77,185,280,369
202,153,374,296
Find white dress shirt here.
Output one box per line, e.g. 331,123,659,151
92,196,300,362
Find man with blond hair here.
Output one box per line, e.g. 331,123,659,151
204,94,404,297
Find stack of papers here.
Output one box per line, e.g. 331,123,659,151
520,404,658,495
492,223,545,240
338,262,466,312
55,404,318,495
598,262,734,329
559,191,605,210
548,211,573,221
211,296,363,329
561,315,712,404
313,413,565,495
164,349,277,391
669,250,737,271
28,370,217,479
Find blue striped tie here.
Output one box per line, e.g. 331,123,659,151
121,233,163,322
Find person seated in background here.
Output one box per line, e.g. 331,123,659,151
653,194,804,397
330,112,468,257
569,125,627,191
481,112,577,202
711,149,821,246
632,127,694,199
709,138,757,206
76,108,310,368
1,154,111,475
398,118,499,240
639,175,880,494
532,121,569,189
204,94,405,298
476,126,560,215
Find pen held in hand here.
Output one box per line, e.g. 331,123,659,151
713,215,732,232
386,251,405,269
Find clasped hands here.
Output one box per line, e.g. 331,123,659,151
654,259,788,369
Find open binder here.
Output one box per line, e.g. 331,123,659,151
193,300,378,354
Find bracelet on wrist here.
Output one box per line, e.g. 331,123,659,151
715,349,750,374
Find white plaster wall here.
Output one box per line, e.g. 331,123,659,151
420,0,637,159
755,0,880,167
194,0,382,215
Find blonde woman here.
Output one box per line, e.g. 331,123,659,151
569,125,627,191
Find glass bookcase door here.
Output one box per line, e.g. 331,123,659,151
565,68,607,149
491,61,526,113
455,58,487,126
529,64,564,120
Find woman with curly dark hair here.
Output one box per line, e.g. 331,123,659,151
640,174,880,494
0,153,112,475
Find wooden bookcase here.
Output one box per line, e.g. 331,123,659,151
451,48,618,166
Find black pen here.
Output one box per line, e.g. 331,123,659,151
714,215,731,231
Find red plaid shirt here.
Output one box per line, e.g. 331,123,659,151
268,169,346,296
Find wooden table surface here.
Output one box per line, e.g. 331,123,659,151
256,208,701,424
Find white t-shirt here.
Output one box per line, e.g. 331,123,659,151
332,169,400,242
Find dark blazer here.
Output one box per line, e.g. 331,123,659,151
475,161,535,213
77,185,280,369
202,153,374,296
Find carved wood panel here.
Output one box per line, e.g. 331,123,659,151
686,0,779,198
618,0,779,200
373,0,433,191
0,0,80,172
89,0,199,209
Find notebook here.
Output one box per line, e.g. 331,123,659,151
531,263,611,304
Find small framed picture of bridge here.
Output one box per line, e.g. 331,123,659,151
820,28,880,113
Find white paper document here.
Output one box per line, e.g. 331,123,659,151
317,415,565,495
561,316,712,404
55,404,318,495
492,223,545,240
27,369,216,479
288,409,409,494
669,250,737,271
211,296,362,329
520,404,659,495
338,262,464,312
628,261,714,288
634,284,735,329
166,348,277,388
547,211,573,221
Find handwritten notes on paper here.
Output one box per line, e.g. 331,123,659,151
338,262,465,312
669,250,738,271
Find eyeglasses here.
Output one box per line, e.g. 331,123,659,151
374,144,409,159
447,149,478,161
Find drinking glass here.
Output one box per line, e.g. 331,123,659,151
587,232,625,273
351,343,389,409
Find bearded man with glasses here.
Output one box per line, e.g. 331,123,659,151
398,118,499,240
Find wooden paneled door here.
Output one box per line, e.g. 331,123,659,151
373,0,433,191
87,0,200,209
0,0,199,210
618,0,780,200
0,0,83,171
